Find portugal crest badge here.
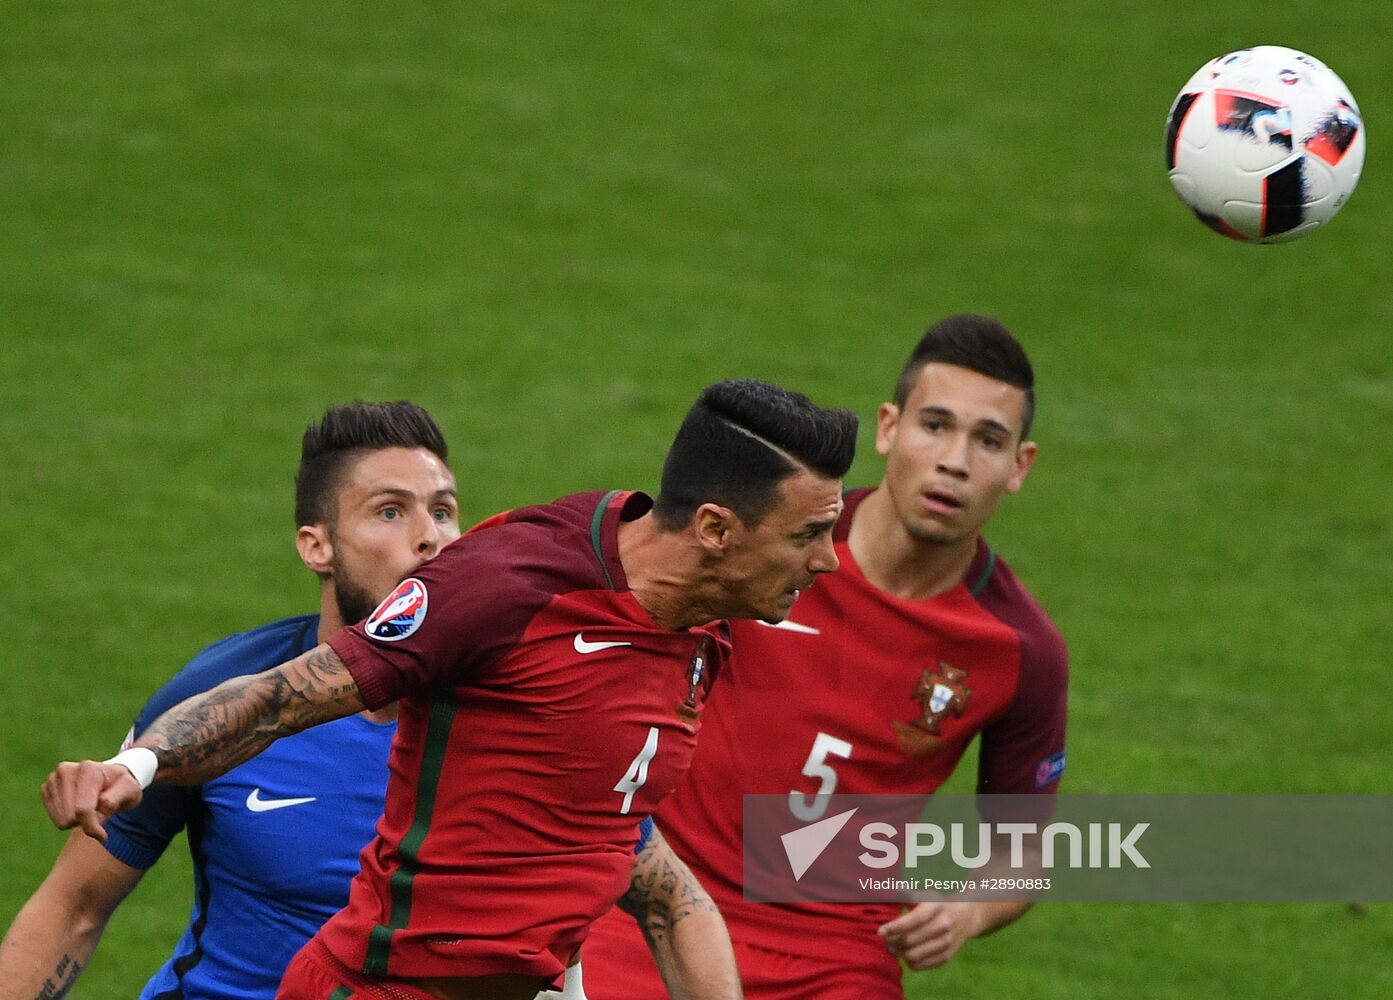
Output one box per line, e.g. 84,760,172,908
676,637,716,730
892,661,972,757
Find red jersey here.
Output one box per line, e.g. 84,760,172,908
317,490,729,982
585,487,1067,991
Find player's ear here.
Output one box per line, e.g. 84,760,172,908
1005,440,1038,494
692,503,739,556
874,402,900,457
296,523,334,576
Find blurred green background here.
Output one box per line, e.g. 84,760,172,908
2,2,1389,996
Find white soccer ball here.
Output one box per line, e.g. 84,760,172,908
1165,45,1364,243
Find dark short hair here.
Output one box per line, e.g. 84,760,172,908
294,401,449,526
893,314,1036,439
652,379,858,530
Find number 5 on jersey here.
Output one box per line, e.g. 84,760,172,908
790,732,852,821
614,726,660,814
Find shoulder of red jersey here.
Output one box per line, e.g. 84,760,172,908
462,490,646,590
971,544,1069,794
462,489,652,590
965,541,1067,676
332,490,653,706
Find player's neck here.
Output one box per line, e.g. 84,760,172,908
316,582,346,642
848,487,979,600
617,513,717,631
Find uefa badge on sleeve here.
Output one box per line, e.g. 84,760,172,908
1035,750,1066,788
364,578,429,642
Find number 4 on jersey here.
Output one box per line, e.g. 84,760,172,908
614,726,660,814
789,732,853,821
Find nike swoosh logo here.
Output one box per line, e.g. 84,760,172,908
574,633,633,654
246,788,317,813
757,619,821,635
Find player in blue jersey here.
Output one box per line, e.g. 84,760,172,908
0,400,459,1000
2,401,737,1000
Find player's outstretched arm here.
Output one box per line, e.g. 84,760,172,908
41,643,365,841
0,832,143,1000
618,826,742,1000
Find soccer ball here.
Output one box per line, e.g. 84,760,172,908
1165,46,1364,243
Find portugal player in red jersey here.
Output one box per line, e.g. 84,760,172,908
584,316,1068,999
41,379,859,1000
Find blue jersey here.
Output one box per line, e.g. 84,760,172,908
103,615,396,1000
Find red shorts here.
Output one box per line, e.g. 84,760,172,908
277,938,450,1000
581,907,904,1000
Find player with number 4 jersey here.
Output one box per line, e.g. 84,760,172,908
315,487,733,982
41,380,859,1000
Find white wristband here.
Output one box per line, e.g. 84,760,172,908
104,747,159,790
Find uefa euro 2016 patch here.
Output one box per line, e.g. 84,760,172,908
364,578,428,642
1035,750,1066,787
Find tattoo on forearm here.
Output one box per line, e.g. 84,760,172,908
141,645,360,781
619,840,719,949
298,645,362,700
35,952,82,999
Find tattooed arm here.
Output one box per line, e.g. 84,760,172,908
0,832,142,1000
41,644,365,841
617,826,742,1000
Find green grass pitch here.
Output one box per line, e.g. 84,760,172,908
1,3,1390,997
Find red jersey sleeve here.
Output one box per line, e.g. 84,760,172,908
972,556,1069,796
326,523,556,709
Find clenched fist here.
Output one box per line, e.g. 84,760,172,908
41,760,145,842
